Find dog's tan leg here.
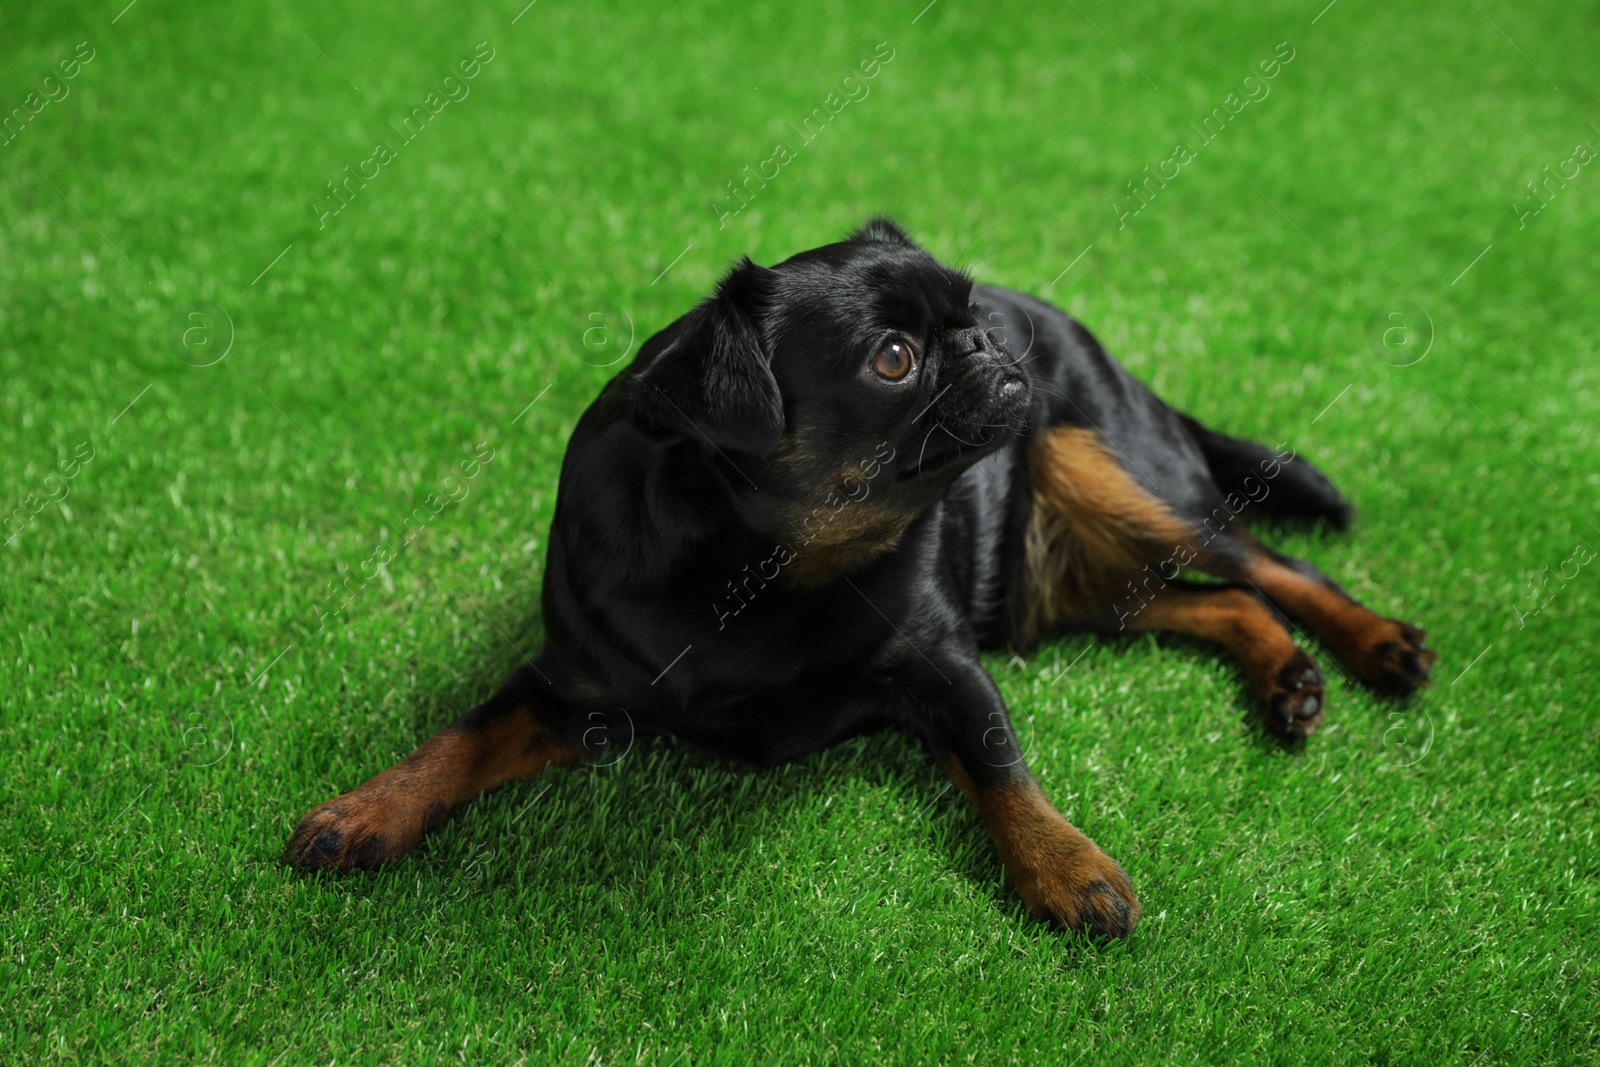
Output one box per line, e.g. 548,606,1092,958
1234,545,1437,695
945,755,1141,936
285,668,583,871
1129,581,1326,739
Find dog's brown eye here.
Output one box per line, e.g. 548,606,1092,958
872,338,915,382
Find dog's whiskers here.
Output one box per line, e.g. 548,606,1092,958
939,422,986,448
995,349,1041,370
915,421,941,476
912,383,952,425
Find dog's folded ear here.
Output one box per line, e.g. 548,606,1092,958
850,216,919,250
630,257,784,460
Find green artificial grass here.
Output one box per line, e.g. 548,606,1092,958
3,0,1597,1063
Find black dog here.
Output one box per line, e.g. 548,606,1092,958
287,219,1436,937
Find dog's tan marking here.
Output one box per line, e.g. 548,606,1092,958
1131,585,1298,688
768,427,915,591
781,503,913,590
1239,550,1437,693
1019,425,1198,643
947,755,1140,936
1130,583,1327,736
286,711,582,871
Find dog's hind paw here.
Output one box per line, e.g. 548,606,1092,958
1262,650,1326,741
1350,620,1437,696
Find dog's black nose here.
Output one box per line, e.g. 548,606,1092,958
952,327,992,357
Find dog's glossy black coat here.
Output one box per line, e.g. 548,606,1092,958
289,219,1434,938
537,223,1333,764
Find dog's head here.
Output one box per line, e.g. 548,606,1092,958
631,219,1032,579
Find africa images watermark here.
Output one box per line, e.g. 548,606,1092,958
1,40,96,149
4,441,96,548
1114,41,1297,229
711,440,897,629
313,442,497,629
310,41,498,229
1509,540,1593,630
1113,442,1299,629
1511,137,1595,231
711,41,896,229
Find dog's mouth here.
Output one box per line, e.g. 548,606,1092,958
899,378,1030,482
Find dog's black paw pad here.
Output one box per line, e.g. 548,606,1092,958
1020,858,1142,939
1355,621,1438,696
1074,879,1135,939
348,834,392,869
1263,652,1326,740
303,829,345,864
284,794,429,873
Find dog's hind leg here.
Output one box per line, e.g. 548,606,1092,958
1173,417,1436,693
285,663,584,872
1126,580,1326,739
1219,536,1437,696
1025,421,1435,692
1017,425,1333,737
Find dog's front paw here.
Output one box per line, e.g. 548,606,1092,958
1263,650,1326,740
1010,839,1141,938
1350,619,1437,696
284,788,443,872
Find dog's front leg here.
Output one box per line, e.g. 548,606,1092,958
914,659,1141,938
285,663,583,872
